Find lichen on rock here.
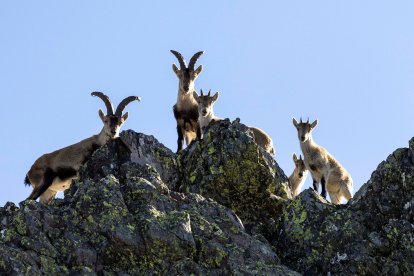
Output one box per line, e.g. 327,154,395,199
178,119,291,234
273,138,414,275
1,128,413,275
0,130,297,275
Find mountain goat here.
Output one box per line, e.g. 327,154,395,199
292,118,353,204
171,50,204,152
24,92,140,204
289,153,308,197
193,89,275,154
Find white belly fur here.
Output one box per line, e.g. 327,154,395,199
49,177,75,192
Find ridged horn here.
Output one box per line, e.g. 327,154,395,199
115,96,141,116
91,92,114,115
170,50,186,70
188,51,204,71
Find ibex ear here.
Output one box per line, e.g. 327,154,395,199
293,153,298,162
292,118,298,127
212,92,219,102
98,109,105,122
192,91,199,102
194,65,203,75
172,64,179,75
122,112,129,122
311,120,318,129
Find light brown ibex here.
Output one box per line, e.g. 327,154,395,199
24,92,140,204
289,153,308,197
193,89,275,155
171,50,204,152
292,118,353,204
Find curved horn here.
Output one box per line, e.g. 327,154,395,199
115,96,141,116
188,51,204,71
91,91,114,115
170,50,186,70
207,89,211,96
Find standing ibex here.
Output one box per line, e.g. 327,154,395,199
171,50,204,152
289,153,308,197
24,92,140,204
193,89,275,155
292,118,353,204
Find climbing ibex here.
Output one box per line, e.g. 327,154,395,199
171,50,204,152
292,118,353,204
193,89,275,155
24,92,140,204
289,153,308,197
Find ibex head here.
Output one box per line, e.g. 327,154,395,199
292,117,318,143
92,92,140,138
171,50,204,94
193,89,219,117
293,153,307,178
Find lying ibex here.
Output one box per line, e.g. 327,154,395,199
292,118,353,204
171,50,204,152
289,153,308,197
193,90,275,155
24,92,140,204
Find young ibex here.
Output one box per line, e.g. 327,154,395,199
24,92,140,204
292,118,353,204
193,89,275,155
171,50,204,152
289,153,308,197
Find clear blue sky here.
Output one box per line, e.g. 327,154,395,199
1,1,413,206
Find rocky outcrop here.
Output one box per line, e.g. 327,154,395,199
178,119,291,234
0,123,413,275
0,127,297,275
273,138,414,275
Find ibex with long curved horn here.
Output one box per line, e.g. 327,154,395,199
24,92,140,204
171,50,204,152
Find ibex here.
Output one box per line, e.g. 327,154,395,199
193,89,275,155
171,50,204,152
292,118,353,204
289,153,308,197
24,92,140,204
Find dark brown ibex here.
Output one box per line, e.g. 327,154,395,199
24,92,140,204
171,50,204,152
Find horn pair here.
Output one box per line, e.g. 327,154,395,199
299,117,310,124
170,50,204,71
199,89,211,97
91,92,140,116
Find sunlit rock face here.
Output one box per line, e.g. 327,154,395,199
0,129,297,275
0,126,412,275
177,119,291,235
273,138,414,275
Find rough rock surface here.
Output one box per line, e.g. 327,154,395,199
0,127,297,275
0,123,413,275
178,119,291,234
273,138,414,275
